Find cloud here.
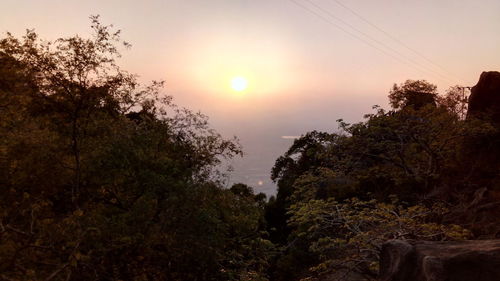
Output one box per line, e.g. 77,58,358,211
281,135,300,139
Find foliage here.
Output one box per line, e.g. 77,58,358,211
388,79,438,110
437,86,469,120
266,80,485,280
266,132,337,245
288,197,471,280
0,17,272,281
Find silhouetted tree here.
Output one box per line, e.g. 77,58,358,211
0,17,273,281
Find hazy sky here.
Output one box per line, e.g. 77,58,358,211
2,0,499,194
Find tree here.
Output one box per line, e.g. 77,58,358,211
266,79,487,280
388,80,437,110
267,132,337,243
0,16,273,281
437,86,469,120
289,197,470,281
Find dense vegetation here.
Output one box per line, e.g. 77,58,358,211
0,18,272,281
264,80,489,280
1,18,498,281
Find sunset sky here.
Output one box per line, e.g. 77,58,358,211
2,0,499,194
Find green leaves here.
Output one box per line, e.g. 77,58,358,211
267,79,487,280
0,17,268,281
288,197,471,280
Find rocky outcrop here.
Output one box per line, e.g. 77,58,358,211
379,239,500,281
467,71,500,123
456,71,500,237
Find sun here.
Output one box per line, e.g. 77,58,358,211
231,76,248,92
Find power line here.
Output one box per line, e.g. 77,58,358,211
300,0,458,85
288,0,439,82
330,0,466,83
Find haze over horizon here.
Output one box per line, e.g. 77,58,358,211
2,0,499,195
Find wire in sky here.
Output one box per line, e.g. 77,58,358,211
330,0,466,83
288,0,438,82
288,0,459,85
301,0,459,85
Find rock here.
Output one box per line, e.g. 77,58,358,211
379,239,500,281
457,72,500,237
467,71,500,123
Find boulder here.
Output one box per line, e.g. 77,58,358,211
467,71,500,123
458,72,500,236
379,239,500,281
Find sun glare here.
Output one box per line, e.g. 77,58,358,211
231,76,248,92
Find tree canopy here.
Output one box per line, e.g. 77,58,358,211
0,17,272,281
264,79,494,280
